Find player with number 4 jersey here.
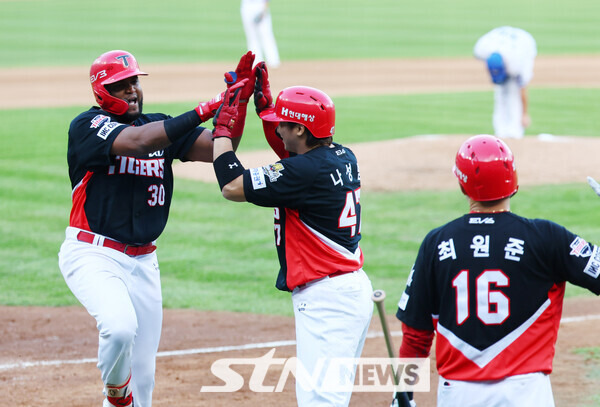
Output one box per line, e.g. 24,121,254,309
212,76,373,406
392,135,600,407
246,140,364,291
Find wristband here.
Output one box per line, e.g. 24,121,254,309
213,151,245,190
164,110,201,143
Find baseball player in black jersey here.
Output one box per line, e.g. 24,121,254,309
58,50,256,407
391,135,600,407
211,65,373,406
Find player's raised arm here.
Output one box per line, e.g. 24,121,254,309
253,62,288,159
212,80,248,202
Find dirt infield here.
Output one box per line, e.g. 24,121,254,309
2,56,600,406
2,298,600,406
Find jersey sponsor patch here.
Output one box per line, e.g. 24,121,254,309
570,237,593,257
583,246,600,278
250,167,267,190
97,122,122,140
264,163,285,182
90,114,110,129
398,292,410,311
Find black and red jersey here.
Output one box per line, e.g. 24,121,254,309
396,211,600,380
243,143,364,291
67,107,203,244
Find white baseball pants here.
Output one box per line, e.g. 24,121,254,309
292,269,374,407
437,372,555,407
59,227,162,407
241,0,280,68
493,79,525,139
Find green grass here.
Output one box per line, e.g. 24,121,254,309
2,0,600,315
573,347,600,406
1,87,600,313
2,0,600,67
149,87,600,150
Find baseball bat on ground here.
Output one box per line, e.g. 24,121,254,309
373,291,415,407
372,289,398,383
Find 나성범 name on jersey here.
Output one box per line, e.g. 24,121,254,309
438,236,525,262
329,162,360,187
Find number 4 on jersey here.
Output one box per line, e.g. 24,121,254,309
339,188,361,237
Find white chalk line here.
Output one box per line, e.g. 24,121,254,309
2,314,599,371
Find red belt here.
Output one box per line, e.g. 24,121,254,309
76,231,156,256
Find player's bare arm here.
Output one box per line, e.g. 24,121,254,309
184,127,244,162
521,87,531,128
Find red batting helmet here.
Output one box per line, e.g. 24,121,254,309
89,50,147,115
259,86,335,138
453,134,518,201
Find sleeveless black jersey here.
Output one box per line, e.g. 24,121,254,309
243,143,364,291
396,212,600,380
67,107,203,244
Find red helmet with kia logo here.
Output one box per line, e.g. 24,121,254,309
89,50,147,115
453,134,518,201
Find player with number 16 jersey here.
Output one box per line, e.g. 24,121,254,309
398,211,600,380
394,134,600,407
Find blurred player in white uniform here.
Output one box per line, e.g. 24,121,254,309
241,0,280,68
474,26,537,139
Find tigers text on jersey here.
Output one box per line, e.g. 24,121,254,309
67,107,203,244
243,143,364,291
396,212,600,381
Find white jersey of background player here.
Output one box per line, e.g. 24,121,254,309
240,0,281,68
474,26,537,139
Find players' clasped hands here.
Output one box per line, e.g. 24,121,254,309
205,51,275,140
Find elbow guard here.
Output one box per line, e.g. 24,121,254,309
213,151,245,190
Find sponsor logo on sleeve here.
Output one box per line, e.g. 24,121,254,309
90,114,110,129
264,163,285,182
583,246,600,279
570,237,593,257
250,167,267,190
97,122,123,140
398,292,410,311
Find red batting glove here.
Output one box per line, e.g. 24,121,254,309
224,51,256,102
253,62,274,114
212,80,247,140
195,91,225,123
